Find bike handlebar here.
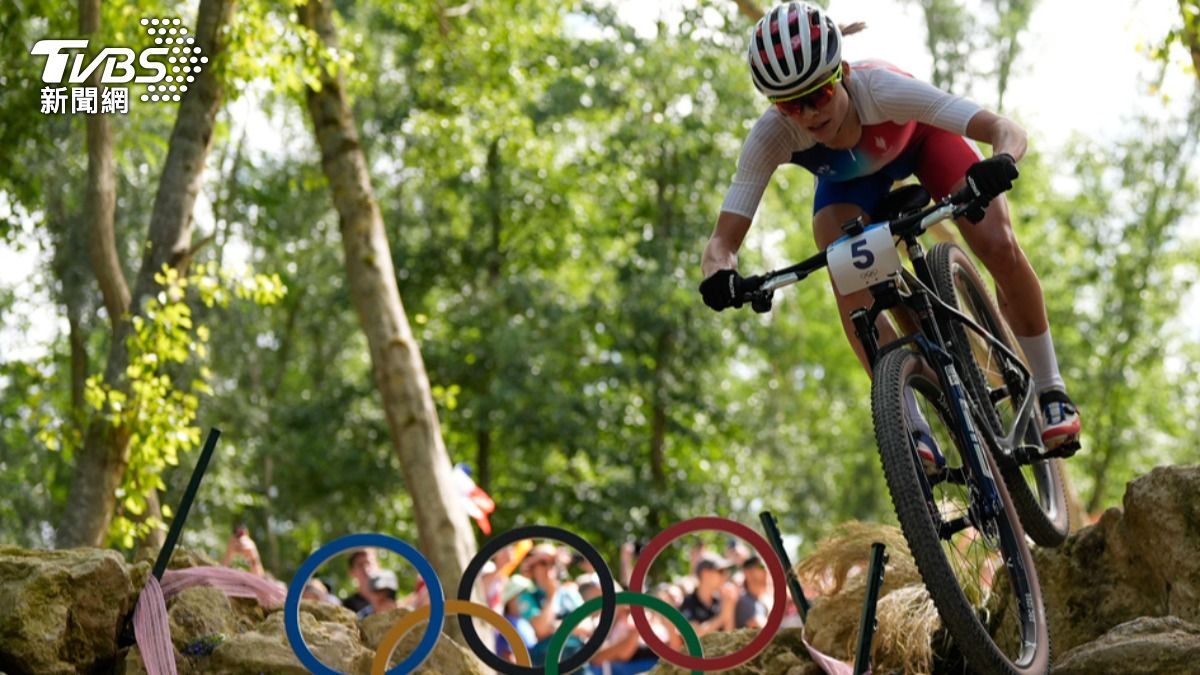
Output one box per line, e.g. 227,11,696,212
734,185,998,313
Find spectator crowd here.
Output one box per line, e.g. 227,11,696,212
224,524,797,675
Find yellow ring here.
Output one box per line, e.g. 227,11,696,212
370,599,532,674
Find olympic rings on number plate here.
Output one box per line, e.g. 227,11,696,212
285,517,791,674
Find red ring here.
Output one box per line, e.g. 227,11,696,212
627,516,788,671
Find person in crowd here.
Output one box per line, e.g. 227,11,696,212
481,559,504,612
358,568,399,619
498,575,539,663
583,581,659,675
734,556,771,629
221,525,265,577
651,582,687,651
619,541,638,588
401,577,430,610
520,543,587,664
302,577,342,605
342,548,380,613
724,540,752,569
678,553,738,635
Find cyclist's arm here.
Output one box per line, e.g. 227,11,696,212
706,110,794,279
965,110,1027,162
702,211,752,278
860,67,1027,164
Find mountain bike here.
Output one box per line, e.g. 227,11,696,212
732,184,1071,675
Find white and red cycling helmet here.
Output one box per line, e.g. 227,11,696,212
748,2,843,99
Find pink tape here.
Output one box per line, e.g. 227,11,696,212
159,566,287,608
801,628,858,675
132,567,288,674
132,575,176,675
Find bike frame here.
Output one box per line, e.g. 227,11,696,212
745,197,1042,535
852,234,1006,523
740,193,1046,663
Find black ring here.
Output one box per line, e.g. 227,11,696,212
456,525,616,675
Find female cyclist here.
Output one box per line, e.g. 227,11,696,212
698,1,1080,466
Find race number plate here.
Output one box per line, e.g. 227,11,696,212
826,223,902,295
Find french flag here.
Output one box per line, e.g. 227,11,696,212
452,463,496,534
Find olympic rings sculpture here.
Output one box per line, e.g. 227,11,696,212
284,517,792,674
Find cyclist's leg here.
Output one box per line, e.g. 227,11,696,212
912,128,1048,336
814,174,947,472
915,128,1080,446
811,173,900,374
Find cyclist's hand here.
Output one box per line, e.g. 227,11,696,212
962,202,988,224
965,153,1019,202
699,269,745,311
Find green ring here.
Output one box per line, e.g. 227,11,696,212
544,591,704,675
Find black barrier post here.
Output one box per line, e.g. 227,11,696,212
758,511,811,621
852,542,888,675
118,427,222,647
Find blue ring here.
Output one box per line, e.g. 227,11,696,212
285,533,444,675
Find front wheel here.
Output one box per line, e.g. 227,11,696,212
928,242,1070,547
872,348,1051,675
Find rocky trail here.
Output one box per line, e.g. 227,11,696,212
1,465,1197,674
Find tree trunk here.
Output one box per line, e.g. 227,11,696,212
45,185,91,423
135,491,166,559
732,0,763,21
298,0,476,600
1181,0,1200,79
79,0,126,325
59,0,236,547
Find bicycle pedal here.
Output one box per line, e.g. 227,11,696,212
1013,444,1041,464
1040,440,1081,460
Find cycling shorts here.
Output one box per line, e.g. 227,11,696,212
812,124,982,216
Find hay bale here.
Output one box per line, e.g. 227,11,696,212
794,521,937,674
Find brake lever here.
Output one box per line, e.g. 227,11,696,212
737,274,771,313
750,290,774,314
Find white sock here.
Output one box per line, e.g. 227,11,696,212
1015,329,1066,394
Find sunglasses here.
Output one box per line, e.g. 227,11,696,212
771,67,843,115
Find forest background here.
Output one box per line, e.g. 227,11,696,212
1,0,1198,590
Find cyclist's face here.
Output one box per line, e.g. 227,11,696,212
777,78,850,144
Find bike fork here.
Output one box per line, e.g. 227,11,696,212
916,336,1004,522
852,282,1004,522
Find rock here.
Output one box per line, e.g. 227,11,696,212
647,627,822,675
206,631,314,674
133,545,220,572
240,607,374,673
0,547,138,675
117,645,197,675
1029,464,1200,652
1052,616,1200,675
296,598,360,633
1116,465,1200,623
360,608,489,674
168,587,236,652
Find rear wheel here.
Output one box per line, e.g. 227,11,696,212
929,243,1069,547
872,348,1051,675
